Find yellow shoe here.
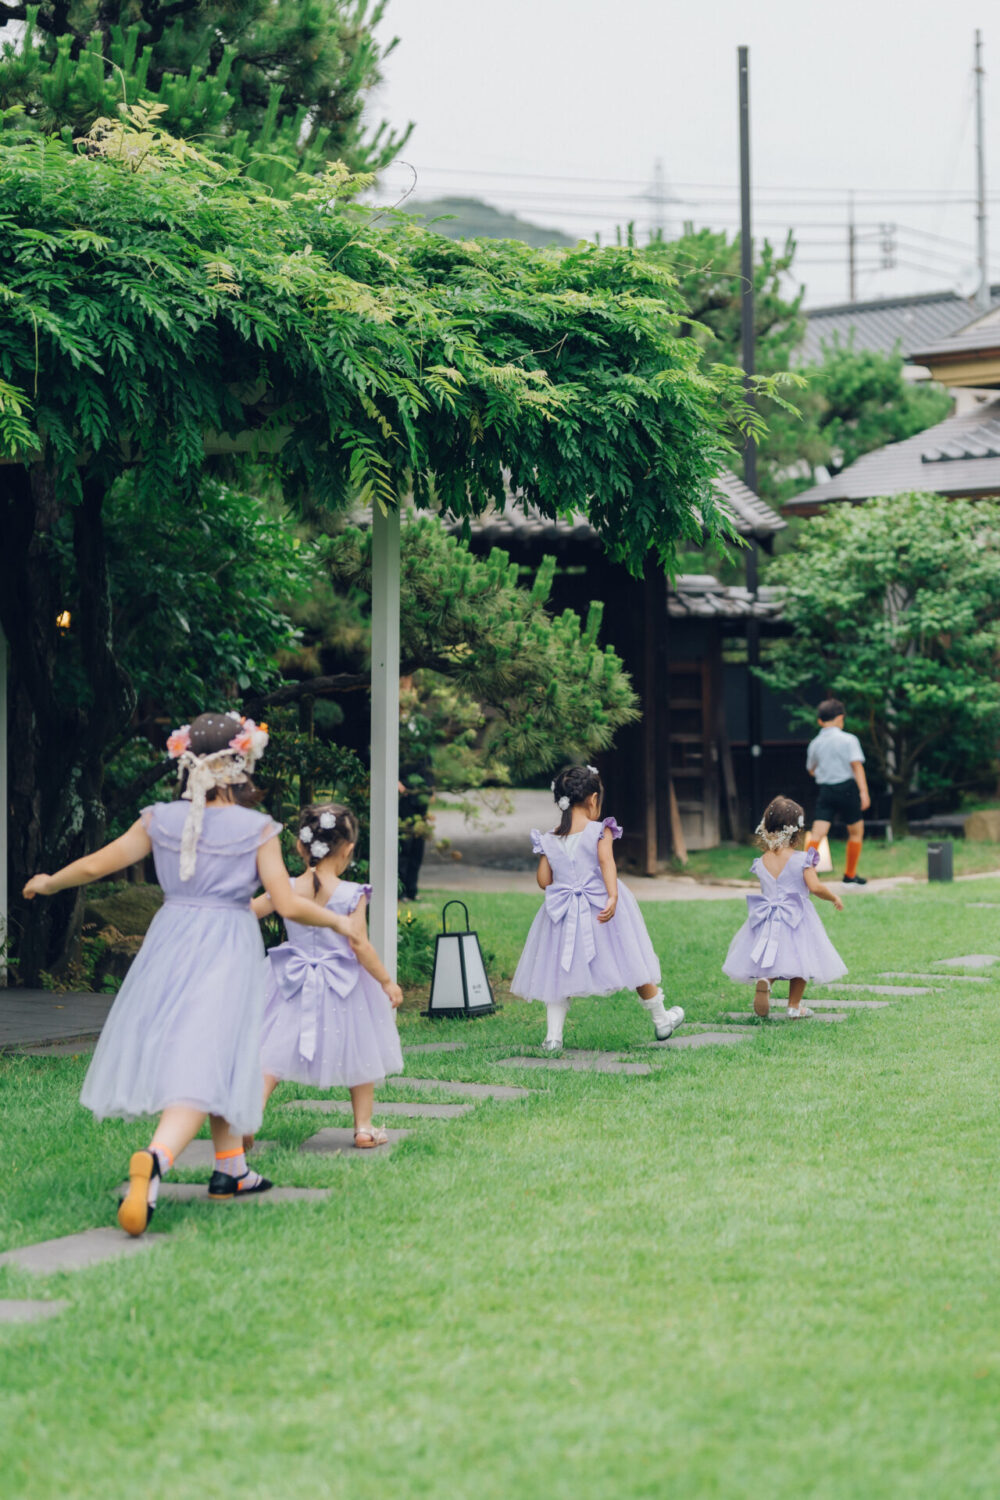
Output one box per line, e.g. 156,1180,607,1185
117,1149,157,1237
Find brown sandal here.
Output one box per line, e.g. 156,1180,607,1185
354,1125,389,1149
753,980,771,1018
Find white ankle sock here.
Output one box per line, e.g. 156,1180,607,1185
638,988,670,1026
147,1145,173,1207
545,1000,570,1046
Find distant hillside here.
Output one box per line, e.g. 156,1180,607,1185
408,196,574,248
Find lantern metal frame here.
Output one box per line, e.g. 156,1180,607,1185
422,899,497,1019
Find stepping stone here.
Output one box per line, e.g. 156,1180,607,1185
16,1041,96,1057
656,1030,753,1049
391,1076,532,1101
175,1139,276,1169
0,1299,70,1324
880,971,990,985
502,1053,651,1076
0,1227,161,1275
123,1182,330,1204
821,983,934,996
933,955,1000,969
805,997,891,1009
403,1041,467,1055
723,1011,848,1024
299,1127,409,1155
284,1098,472,1120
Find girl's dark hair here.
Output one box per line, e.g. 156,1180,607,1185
755,795,806,850
297,802,359,895
551,764,603,837
176,712,264,808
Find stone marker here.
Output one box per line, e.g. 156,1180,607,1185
122,1182,330,1204
175,1139,276,1169
501,1053,651,1075
390,1076,531,1101
879,971,990,985
300,1127,409,1154
820,983,933,996
933,954,1000,969
403,1041,467,1055
0,1227,161,1275
0,1299,70,1324
284,1098,472,1120
963,810,1000,842
723,1012,847,1024
657,1031,752,1049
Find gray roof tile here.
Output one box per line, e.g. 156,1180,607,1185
801,287,1000,364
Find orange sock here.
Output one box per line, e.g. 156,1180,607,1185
806,839,820,852
845,840,862,878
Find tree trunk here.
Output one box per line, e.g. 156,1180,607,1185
1,465,135,984
890,782,909,838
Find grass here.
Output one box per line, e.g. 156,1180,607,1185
679,834,1000,884
3,880,1000,1497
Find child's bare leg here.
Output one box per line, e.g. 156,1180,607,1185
637,983,658,1001
788,978,807,1011
119,1104,206,1236
208,1112,269,1194
244,1074,279,1152
350,1082,375,1133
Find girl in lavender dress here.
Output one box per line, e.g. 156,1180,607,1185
251,802,403,1149
511,765,684,1051
23,713,368,1237
723,795,846,1019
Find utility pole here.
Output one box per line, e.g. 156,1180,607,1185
975,28,990,312
738,44,762,817
848,191,857,301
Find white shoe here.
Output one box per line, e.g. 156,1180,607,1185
654,1005,685,1041
542,1038,564,1053
786,1005,814,1020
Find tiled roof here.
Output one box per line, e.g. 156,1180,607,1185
667,576,784,620
785,396,1000,510
800,287,1000,364
908,304,1000,362
446,470,785,545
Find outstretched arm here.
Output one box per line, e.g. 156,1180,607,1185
341,894,403,1009
804,865,843,909
851,759,871,812
596,828,619,923
23,819,153,898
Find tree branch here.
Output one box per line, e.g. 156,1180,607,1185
244,672,373,711
105,756,175,818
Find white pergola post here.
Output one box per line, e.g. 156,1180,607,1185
369,503,400,978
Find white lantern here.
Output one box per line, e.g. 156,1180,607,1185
424,901,496,1018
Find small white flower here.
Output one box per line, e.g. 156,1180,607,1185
550,779,557,793
797,814,805,828
299,826,314,843
311,840,330,859
557,796,571,811
586,764,599,775
318,811,337,830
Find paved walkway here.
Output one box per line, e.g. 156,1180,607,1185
0,990,113,1051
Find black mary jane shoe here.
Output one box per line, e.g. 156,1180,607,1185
207,1169,274,1200
841,873,868,885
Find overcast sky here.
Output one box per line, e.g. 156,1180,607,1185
371,0,1000,308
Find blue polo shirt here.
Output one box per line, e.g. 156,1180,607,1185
807,726,865,785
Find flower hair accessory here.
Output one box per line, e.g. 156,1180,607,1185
166,714,270,881
586,764,599,775
557,796,571,811
755,819,803,851
299,826,314,844
310,840,330,860
318,811,337,830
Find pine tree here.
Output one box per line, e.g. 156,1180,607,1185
0,0,411,179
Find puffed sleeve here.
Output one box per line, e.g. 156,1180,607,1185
257,817,284,845
601,817,624,840
348,883,372,913
530,828,545,855
804,846,820,868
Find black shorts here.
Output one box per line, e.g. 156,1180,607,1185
814,778,862,827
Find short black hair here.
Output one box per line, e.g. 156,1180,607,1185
817,698,845,724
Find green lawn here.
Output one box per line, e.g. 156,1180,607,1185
680,834,1000,884
3,882,1000,1498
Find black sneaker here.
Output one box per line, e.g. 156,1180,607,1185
208,1169,273,1200
841,874,868,885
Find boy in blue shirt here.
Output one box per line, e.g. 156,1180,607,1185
806,699,871,885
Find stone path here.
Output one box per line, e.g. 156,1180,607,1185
820,983,935,996
0,1299,69,1324
132,1183,330,1204
390,1075,532,1101
879,971,990,985
285,1098,472,1120
502,1051,651,1076
724,1011,848,1024
175,1139,276,1169
16,1040,97,1058
300,1127,409,1154
403,1041,466,1055
0,1227,161,1274
933,955,1000,969
0,990,113,1051
803,997,892,1010
655,1030,752,1050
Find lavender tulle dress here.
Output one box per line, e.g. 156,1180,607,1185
80,801,281,1136
511,818,661,1003
259,880,403,1088
722,848,847,984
